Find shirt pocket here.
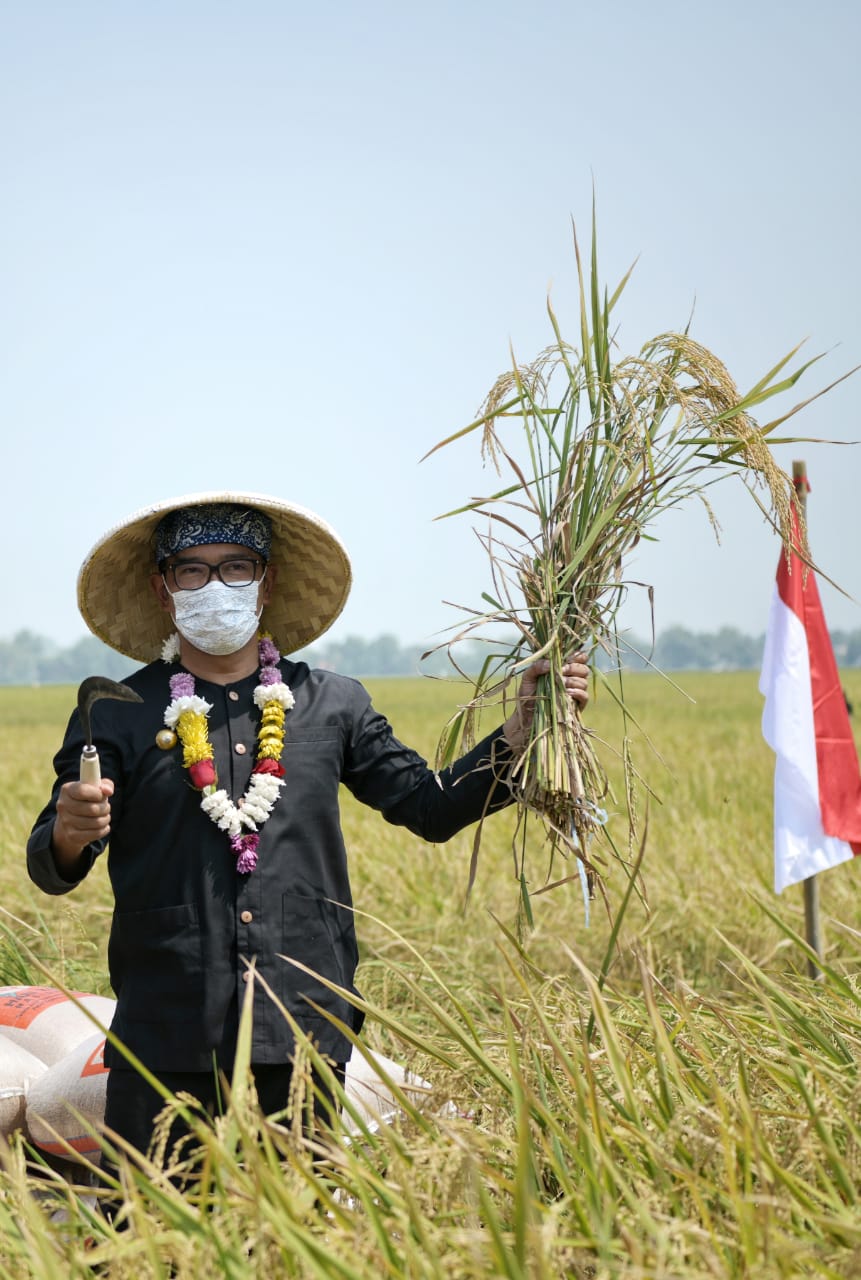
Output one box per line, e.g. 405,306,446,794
109,903,204,1024
280,731,345,797
283,729,343,744
279,892,358,1023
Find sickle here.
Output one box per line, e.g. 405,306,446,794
76,675,143,784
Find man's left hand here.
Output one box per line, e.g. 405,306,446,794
503,652,590,753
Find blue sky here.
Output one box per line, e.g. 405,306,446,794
3,1,859,653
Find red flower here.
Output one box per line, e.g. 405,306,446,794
189,758,217,790
252,758,285,779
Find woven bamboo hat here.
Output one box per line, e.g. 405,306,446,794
78,491,352,662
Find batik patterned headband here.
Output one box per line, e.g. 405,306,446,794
155,503,273,563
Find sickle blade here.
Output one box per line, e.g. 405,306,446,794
76,675,144,748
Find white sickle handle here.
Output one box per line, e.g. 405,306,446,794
80,745,101,786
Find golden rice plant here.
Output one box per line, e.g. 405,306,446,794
426,209,852,913
7,914,861,1278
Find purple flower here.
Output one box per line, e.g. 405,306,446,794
231,833,260,874
258,637,281,667
259,666,281,685
170,672,196,699
236,847,258,874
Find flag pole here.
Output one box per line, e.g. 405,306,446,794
793,458,824,981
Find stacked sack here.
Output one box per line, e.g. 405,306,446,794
0,986,115,1159
0,1038,45,1142
26,1033,112,1160
1,985,434,1163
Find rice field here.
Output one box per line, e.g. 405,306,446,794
3,669,861,1278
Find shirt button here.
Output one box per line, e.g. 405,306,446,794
228,690,239,702
235,743,247,755
240,910,253,924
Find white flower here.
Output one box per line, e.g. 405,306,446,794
253,681,295,710
236,773,283,824
201,790,242,835
241,801,269,823
161,633,181,664
165,695,213,729
249,773,283,802
201,790,230,819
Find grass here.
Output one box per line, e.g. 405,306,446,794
3,671,861,1276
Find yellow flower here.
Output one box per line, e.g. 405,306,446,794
257,735,284,759
257,703,285,760
177,710,213,767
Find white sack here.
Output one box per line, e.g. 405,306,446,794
343,1048,432,1134
26,1032,108,1161
0,987,115,1066
0,1033,47,1139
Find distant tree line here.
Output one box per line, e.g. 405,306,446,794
610,626,766,673
3,625,861,686
0,631,138,686
0,630,450,686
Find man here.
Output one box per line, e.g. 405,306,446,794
28,491,589,1161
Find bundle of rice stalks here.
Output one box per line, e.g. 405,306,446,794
426,212,851,912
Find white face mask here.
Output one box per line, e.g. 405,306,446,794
170,578,264,656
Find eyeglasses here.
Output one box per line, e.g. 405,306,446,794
163,556,265,592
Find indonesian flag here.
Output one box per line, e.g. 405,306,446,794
760,513,861,893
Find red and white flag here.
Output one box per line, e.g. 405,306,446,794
759,514,861,893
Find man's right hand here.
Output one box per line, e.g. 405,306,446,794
52,778,114,868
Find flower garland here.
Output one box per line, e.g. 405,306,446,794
163,633,294,873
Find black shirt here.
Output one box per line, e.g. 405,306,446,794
27,658,514,1071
